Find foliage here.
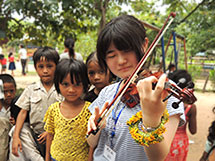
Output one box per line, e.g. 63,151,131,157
209,69,215,89
1,0,214,70
0,0,129,46
187,64,202,81
162,0,215,56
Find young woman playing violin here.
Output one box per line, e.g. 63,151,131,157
87,15,186,161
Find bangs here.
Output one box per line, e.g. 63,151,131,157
55,59,89,94
69,68,82,85
59,61,82,85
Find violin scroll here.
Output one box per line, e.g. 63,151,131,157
121,72,197,109
164,81,197,109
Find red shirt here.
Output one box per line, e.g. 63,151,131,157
9,56,14,63
1,58,7,65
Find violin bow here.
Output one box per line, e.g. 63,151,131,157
86,12,176,137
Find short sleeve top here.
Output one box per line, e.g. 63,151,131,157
15,81,63,134
9,56,14,62
44,101,91,161
88,82,185,161
18,48,27,59
60,52,83,61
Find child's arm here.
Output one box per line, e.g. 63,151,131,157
45,132,54,161
88,147,94,161
37,131,48,144
199,151,208,161
188,104,197,134
12,109,27,156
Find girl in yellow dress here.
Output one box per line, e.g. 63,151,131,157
44,59,92,161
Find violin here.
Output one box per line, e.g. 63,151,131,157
86,12,196,137
121,71,197,109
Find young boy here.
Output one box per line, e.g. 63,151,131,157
0,74,17,161
0,74,17,118
11,47,62,160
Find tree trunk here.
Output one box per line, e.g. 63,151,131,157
98,0,109,35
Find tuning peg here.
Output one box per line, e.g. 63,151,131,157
172,100,182,109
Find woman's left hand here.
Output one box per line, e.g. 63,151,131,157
37,131,48,144
136,74,168,127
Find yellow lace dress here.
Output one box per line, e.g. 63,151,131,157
44,101,91,161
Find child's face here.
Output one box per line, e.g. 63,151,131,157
87,61,110,90
35,59,56,84
3,83,16,106
59,74,83,103
105,42,138,79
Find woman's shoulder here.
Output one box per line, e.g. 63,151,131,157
101,82,120,94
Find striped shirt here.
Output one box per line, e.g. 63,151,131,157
89,82,185,161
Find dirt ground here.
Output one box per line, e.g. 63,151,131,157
10,65,215,161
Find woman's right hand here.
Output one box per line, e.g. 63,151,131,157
12,137,22,157
87,102,109,134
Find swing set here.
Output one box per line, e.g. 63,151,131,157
142,21,188,72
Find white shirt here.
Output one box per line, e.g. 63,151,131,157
60,52,83,61
0,106,11,119
19,48,27,59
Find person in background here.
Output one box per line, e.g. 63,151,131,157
166,63,176,76
87,15,185,161
0,47,4,73
44,59,93,161
1,55,7,74
85,51,113,102
18,44,27,76
8,52,16,76
60,37,83,61
165,69,197,161
0,74,17,119
0,74,17,161
12,47,62,160
200,107,215,161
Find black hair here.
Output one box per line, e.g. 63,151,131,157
20,44,24,48
168,69,194,89
168,63,176,70
86,51,108,74
33,46,59,68
207,120,215,145
97,15,147,70
64,38,75,59
10,95,29,122
54,59,89,94
86,51,116,82
0,74,16,89
8,52,13,57
86,51,97,66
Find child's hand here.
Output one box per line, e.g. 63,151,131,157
37,131,48,144
88,102,108,133
10,117,16,125
12,137,22,157
136,74,168,127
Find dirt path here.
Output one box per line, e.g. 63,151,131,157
187,92,215,161
10,65,215,161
